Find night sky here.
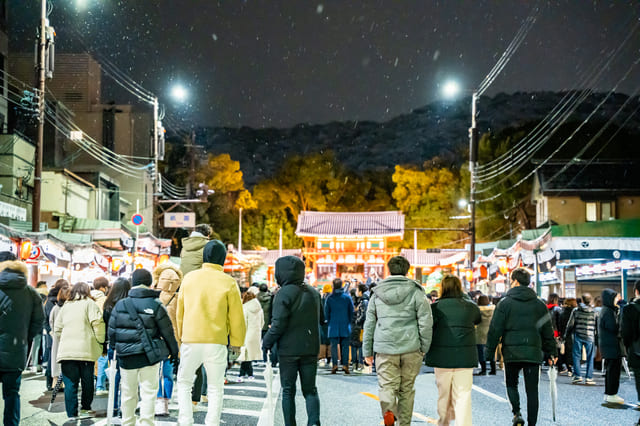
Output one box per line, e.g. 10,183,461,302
9,1,640,128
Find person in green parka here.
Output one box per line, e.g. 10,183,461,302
425,275,481,426
179,224,212,276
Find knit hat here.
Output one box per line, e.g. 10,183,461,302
322,283,332,294
247,286,260,296
131,268,153,287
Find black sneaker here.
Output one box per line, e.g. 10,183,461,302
512,412,525,426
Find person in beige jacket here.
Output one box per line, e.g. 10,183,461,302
152,262,183,416
474,295,496,376
237,286,265,380
54,282,105,419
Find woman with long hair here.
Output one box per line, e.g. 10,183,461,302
43,278,69,390
54,282,105,419
49,286,70,388
102,277,131,417
426,275,481,426
237,287,265,380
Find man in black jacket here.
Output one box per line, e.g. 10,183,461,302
263,256,323,426
486,268,556,426
0,252,45,426
108,269,179,426
621,280,640,408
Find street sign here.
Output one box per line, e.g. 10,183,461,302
164,212,196,228
131,214,144,226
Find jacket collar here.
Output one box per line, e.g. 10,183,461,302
202,263,224,272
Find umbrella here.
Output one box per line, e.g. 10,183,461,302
48,373,64,411
265,351,275,424
106,350,118,426
622,357,631,379
547,366,557,422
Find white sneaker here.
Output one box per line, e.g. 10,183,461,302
604,394,625,405
235,377,244,383
155,398,169,416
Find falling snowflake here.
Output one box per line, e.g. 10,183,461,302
212,33,218,41
316,4,324,14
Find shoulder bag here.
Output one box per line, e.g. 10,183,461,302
122,298,164,364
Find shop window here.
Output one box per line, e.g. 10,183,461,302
586,202,597,222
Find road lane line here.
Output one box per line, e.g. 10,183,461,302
360,392,438,423
472,384,509,403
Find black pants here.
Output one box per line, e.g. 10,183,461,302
0,370,21,426
60,360,94,417
44,334,53,389
280,355,321,426
505,362,540,426
633,367,640,401
239,361,254,377
604,358,622,396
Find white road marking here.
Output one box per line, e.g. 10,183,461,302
224,394,267,403
222,408,261,417
472,384,509,403
224,385,268,392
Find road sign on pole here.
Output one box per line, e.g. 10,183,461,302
131,214,144,226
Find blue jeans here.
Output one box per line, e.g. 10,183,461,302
330,337,349,367
96,355,108,390
0,370,21,426
279,355,320,426
572,334,595,379
157,358,174,398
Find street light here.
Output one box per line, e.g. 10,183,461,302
441,80,461,99
170,84,188,103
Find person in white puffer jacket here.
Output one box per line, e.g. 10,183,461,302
237,286,265,380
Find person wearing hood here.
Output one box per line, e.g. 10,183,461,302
237,286,265,379
108,269,178,426
179,224,212,276
475,294,496,376
564,292,597,385
151,262,183,415
426,275,481,426
263,255,323,426
54,281,105,419
486,268,556,426
325,278,354,374
598,288,624,405
622,281,640,409
0,252,44,426
363,256,433,426
176,239,246,426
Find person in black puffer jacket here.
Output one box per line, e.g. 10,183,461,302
486,268,556,426
0,252,45,426
263,256,323,426
599,288,624,405
108,269,178,426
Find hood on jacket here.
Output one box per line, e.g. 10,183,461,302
601,288,618,309
0,260,28,290
202,240,227,266
90,289,106,300
275,256,305,286
373,276,422,306
244,297,262,314
332,287,345,296
578,303,595,313
506,285,538,302
257,290,271,303
153,263,183,292
181,235,209,253
127,286,161,299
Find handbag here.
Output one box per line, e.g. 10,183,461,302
123,299,164,365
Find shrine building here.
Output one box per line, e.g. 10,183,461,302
295,211,405,284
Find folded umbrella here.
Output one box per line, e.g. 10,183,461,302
106,350,118,426
48,374,64,411
547,366,557,422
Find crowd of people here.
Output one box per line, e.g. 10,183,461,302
0,224,638,426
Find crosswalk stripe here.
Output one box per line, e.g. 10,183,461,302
222,408,261,417
224,385,268,392
224,395,266,403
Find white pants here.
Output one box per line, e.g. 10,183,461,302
177,343,228,426
434,368,473,426
120,363,160,426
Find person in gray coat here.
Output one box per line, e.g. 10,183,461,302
363,256,433,426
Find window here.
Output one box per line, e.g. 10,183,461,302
601,202,614,220
586,202,597,222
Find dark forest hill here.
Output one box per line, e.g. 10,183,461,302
198,91,640,187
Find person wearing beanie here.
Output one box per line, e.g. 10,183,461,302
0,251,45,425
263,256,323,426
108,269,178,426
176,240,246,426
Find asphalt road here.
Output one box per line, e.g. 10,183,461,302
3,363,638,425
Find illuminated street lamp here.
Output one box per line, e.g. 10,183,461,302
442,80,461,99
170,84,188,103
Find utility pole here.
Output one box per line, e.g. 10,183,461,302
32,0,46,232
152,97,159,234
189,130,196,196
468,92,479,289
